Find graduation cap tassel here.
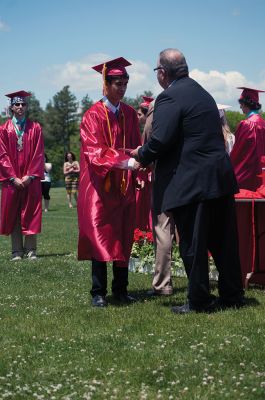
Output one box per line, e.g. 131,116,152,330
102,63,107,96
121,172,126,195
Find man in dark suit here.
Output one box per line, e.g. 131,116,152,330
131,48,245,313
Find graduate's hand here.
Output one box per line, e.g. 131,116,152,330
13,178,24,190
132,160,141,171
130,146,141,160
21,176,32,188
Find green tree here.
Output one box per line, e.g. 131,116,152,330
226,111,244,132
79,94,94,120
26,93,45,125
44,86,79,154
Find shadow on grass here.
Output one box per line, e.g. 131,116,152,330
37,253,72,258
129,286,187,302
160,296,260,312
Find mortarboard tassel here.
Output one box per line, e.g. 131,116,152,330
102,63,107,96
121,172,126,195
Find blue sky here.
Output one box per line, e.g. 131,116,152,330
0,0,265,112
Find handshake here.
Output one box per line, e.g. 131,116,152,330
130,146,142,171
117,146,142,171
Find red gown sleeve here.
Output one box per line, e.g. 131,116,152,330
0,125,16,182
230,120,254,166
80,110,130,178
26,123,44,178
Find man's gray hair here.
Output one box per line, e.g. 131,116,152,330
159,48,189,80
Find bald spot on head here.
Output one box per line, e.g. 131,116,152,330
159,48,189,80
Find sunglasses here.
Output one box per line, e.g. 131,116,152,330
14,103,26,107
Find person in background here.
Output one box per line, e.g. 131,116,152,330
0,90,44,260
217,104,235,154
137,96,154,130
142,98,177,297
131,48,245,313
41,153,52,212
63,151,80,208
230,87,265,191
135,96,154,232
78,57,141,307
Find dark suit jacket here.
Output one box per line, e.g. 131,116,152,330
138,76,238,214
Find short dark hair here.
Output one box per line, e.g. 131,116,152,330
44,153,48,163
65,151,76,162
159,48,189,80
239,97,261,111
106,73,129,84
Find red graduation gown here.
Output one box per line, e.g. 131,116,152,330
230,114,265,191
135,169,152,231
77,100,142,263
0,119,44,235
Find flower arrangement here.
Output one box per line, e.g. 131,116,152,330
130,228,218,279
131,228,155,267
130,228,185,274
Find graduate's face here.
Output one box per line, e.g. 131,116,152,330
11,102,27,119
240,102,249,115
106,77,128,105
137,108,147,126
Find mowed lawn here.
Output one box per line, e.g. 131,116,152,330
0,188,265,400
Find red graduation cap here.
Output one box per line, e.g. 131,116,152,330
92,57,131,77
5,90,31,105
140,96,154,109
5,90,31,99
237,87,265,103
92,57,131,95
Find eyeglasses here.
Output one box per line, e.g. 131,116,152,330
14,103,26,107
153,66,165,72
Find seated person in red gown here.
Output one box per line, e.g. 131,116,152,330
230,87,265,191
135,96,154,231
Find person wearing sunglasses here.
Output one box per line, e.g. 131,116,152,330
0,90,44,260
131,48,245,313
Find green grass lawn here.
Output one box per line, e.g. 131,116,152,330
0,188,265,399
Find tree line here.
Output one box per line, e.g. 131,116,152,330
0,85,262,183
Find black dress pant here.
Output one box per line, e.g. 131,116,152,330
91,260,129,297
171,195,244,307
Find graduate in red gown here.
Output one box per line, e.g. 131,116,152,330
78,57,142,307
0,91,44,260
230,87,265,191
135,96,154,231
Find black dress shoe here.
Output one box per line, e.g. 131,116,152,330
92,295,107,307
218,297,246,309
171,303,193,314
113,294,136,304
146,289,172,297
172,299,217,314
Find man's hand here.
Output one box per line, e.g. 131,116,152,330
21,176,32,188
12,178,24,190
136,178,145,190
130,146,141,160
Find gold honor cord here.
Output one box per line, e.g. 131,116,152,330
102,103,126,194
